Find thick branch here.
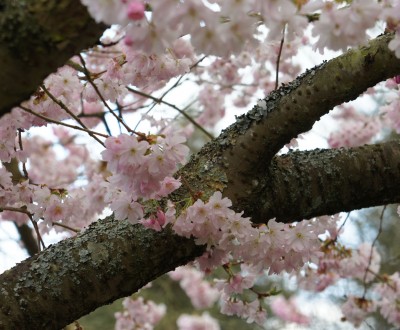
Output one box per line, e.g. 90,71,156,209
251,141,400,223
219,33,400,210
0,0,105,115
0,217,204,329
14,223,38,257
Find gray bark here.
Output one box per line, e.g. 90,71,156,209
0,0,105,115
253,141,400,223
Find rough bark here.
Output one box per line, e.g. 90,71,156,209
0,0,105,115
0,217,204,329
219,33,400,212
0,2,400,329
253,141,400,223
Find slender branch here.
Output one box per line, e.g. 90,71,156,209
127,87,213,139
14,223,38,257
78,54,134,134
52,222,80,233
18,105,108,138
17,129,29,179
30,215,45,252
2,159,38,255
41,85,105,146
275,25,286,90
362,205,385,297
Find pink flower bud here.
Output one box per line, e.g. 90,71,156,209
124,36,134,46
156,209,166,227
127,1,145,20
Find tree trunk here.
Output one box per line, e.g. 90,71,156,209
0,0,105,115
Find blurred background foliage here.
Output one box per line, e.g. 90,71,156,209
77,272,258,330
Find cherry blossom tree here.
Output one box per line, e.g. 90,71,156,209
1,1,400,329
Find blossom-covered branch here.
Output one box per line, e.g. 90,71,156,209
1,139,400,328
1,2,400,328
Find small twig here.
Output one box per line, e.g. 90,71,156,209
362,205,386,298
19,105,108,138
52,222,80,233
0,206,45,251
275,25,286,90
41,85,105,147
132,55,208,132
128,87,213,139
0,206,31,214
66,60,85,73
337,212,351,240
17,129,29,179
78,54,134,134
30,215,46,251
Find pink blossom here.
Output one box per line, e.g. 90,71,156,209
264,0,308,41
111,193,144,224
196,249,230,272
339,243,381,282
157,177,181,198
374,272,400,327
177,312,220,330
243,300,267,326
140,209,167,232
220,295,245,316
140,217,162,231
341,296,375,328
285,221,318,252
115,297,166,330
80,0,127,25
43,195,69,224
215,273,255,295
271,296,310,325
328,106,381,148
312,0,381,53
169,266,219,309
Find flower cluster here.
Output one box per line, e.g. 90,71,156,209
328,105,381,148
169,266,220,309
80,1,400,59
177,312,220,330
114,296,166,330
173,192,328,274
102,132,188,223
270,296,309,325
165,192,336,325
